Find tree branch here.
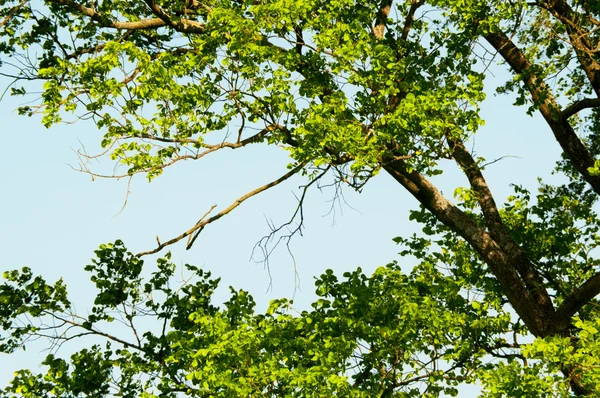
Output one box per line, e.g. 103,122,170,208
446,134,554,320
383,160,550,336
552,272,600,332
49,0,204,32
538,0,600,96
373,0,393,40
401,0,424,42
251,165,331,289
485,29,600,197
560,98,600,120
49,311,142,352
74,123,280,180
0,0,27,28
136,162,306,257
142,0,205,33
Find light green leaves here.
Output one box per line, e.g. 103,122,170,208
1,0,489,182
0,241,515,396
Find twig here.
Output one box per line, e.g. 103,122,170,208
251,165,331,292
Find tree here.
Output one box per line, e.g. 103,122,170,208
1,0,600,395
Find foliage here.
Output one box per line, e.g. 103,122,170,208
0,238,590,397
2,0,600,395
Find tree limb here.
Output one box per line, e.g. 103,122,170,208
49,0,204,32
383,160,550,336
0,0,27,28
446,134,554,321
373,0,393,40
401,0,424,42
485,29,600,196
142,0,205,33
552,272,600,332
538,0,600,97
136,162,306,257
560,98,600,120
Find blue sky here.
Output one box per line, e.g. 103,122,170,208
0,59,564,391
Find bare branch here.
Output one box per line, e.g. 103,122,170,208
136,162,306,257
186,204,217,248
47,311,142,352
111,175,133,218
480,155,520,168
252,166,331,290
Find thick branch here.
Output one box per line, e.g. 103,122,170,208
373,0,393,40
383,160,550,336
142,0,205,33
447,135,554,320
401,0,424,42
0,0,27,28
485,30,600,196
540,0,600,96
552,273,600,332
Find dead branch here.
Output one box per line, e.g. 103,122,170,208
136,162,306,257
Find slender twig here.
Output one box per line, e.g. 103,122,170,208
251,166,331,276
